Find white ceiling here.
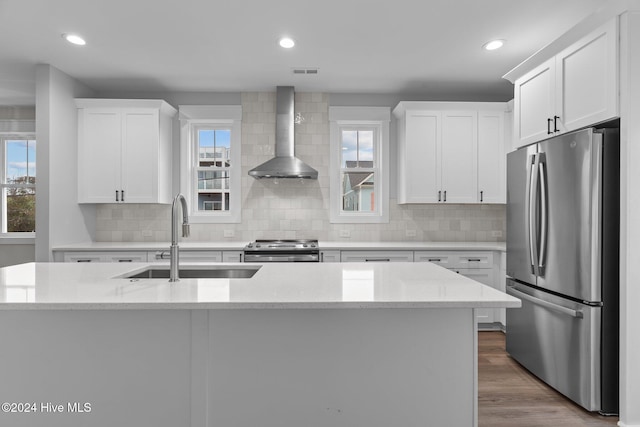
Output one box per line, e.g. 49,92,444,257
0,0,605,105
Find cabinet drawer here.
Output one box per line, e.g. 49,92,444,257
451,268,494,285
151,250,223,263
415,251,493,269
413,251,456,268
177,251,222,263
320,251,341,263
456,252,493,268
104,252,148,263
63,252,105,263
222,251,243,263
340,251,414,263
62,251,148,263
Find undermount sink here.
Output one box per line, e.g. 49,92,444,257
120,266,260,280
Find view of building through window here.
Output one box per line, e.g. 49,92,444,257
341,129,375,212
197,129,231,211
1,138,36,233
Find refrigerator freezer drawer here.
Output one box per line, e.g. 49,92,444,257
505,280,601,411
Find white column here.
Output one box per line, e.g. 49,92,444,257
618,10,640,427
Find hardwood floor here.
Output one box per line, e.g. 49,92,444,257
478,331,619,427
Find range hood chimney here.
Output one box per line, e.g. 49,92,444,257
248,86,318,179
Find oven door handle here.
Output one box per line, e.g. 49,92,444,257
243,253,320,263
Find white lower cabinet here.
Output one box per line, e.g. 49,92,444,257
340,251,414,263
222,251,243,263
62,252,107,263
150,250,223,263
451,268,497,327
320,251,341,263
62,251,148,263
415,250,502,330
59,250,227,263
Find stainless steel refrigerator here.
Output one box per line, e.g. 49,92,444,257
505,127,619,415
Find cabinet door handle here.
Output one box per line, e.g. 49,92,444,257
467,258,482,262
428,258,442,262
121,190,125,202
117,259,133,262
365,258,391,262
76,259,92,263
547,118,553,134
553,115,560,133
115,190,120,202
438,191,441,202
444,190,447,202
480,190,483,202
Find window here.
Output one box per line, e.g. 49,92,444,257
329,107,390,223
179,106,242,223
341,128,376,212
1,137,36,234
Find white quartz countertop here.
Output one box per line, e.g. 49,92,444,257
0,262,519,310
52,241,506,252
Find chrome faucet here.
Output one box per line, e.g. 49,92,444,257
169,193,190,282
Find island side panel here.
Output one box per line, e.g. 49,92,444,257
0,310,192,427
205,308,476,427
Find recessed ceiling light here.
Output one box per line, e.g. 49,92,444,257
62,33,86,46
483,39,505,51
279,37,295,49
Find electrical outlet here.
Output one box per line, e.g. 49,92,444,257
141,230,153,237
406,230,417,237
339,229,351,238
491,230,503,237
224,229,235,238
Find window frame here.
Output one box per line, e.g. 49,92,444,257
329,107,390,224
0,135,36,236
179,106,242,224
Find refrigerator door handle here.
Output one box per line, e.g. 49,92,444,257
538,157,548,274
528,154,539,274
507,285,584,318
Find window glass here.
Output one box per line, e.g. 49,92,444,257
196,128,231,212
340,129,376,213
341,172,375,212
198,129,231,167
2,139,36,233
341,130,373,168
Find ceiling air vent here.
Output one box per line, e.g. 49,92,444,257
292,68,319,75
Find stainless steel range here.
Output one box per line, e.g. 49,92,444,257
243,239,319,262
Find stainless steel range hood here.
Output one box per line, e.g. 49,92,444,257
248,86,318,179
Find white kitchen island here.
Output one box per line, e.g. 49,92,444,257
0,261,519,427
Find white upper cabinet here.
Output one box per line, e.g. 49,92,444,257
394,102,507,204
77,99,176,204
441,111,478,203
477,110,506,203
398,110,440,203
513,18,618,148
514,59,556,146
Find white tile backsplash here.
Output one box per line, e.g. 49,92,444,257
95,91,505,243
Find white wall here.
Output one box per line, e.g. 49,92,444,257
0,242,34,267
35,65,96,261
618,10,640,427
